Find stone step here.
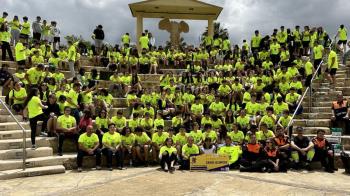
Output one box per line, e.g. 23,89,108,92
0,165,65,180
0,122,30,131
0,147,53,160
292,119,330,127
295,112,332,119
0,137,54,150
0,154,71,171
302,107,331,113
292,127,330,134
0,115,25,123
0,130,31,140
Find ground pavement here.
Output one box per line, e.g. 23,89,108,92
0,167,349,196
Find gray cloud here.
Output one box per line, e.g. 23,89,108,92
2,0,350,46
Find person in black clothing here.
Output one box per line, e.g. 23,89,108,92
263,138,287,172
291,127,315,170
1,24,14,61
0,64,13,97
240,135,266,172
93,25,104,54
331,94,350,134
45,94,60,136
312,129,337,173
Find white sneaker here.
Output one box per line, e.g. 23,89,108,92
77,167,82,172
31,145,36,150
96,166,102,170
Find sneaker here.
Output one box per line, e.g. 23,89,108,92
108,167,113,171
169,167,175,173
31,145,36,150
40,132,48,137
77,167,83,172
164,165,168,172
57,152,63,156
96,166,102,170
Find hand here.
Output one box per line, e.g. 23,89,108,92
331,116,336,121
88,149,94,155
343,116,349,120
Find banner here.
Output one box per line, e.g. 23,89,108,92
190,154,229,171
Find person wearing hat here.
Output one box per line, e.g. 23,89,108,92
311,129,337,173
285,87,302,115
291,127,315,170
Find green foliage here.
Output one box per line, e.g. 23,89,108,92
202,22,229,39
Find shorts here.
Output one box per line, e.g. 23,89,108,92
295,41,302,48
19,33,29,39
95,39,103,48
330,68,337,76
54,37,60,43
302,41,310,48
338,40,347,45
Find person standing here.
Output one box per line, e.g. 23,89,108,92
9,15,21,46
67,40,77,78
24,88,48,149
139,33,149,50
121,33,130,47
0,12,8,26
15,36,27,66
32,16,42,41
0,23,14,61
77,125,101,172
20,16,30,44
92,25,104,54
325,46,338,86
51,21,60,50
336,24,347,54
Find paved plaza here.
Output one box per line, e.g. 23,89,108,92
0,168,349,196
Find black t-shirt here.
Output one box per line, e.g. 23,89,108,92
0,69,12,86
293,136,310,149
93,29,104,40
44,102,60,116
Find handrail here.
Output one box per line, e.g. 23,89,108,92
0,98,27,171
286,36,335,137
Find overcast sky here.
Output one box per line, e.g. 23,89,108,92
2,0,350,46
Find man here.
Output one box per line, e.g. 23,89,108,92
0,12,8,25
20,16,30,44
251,30,262,54
303,56,314,87
269,38,280,66
325,46,338,85
336,24,347,54
291,127,314,170
25,63,44,88
313,41,324,77
121,33,130,47
77,125,101,172
151,125,169,164
56,106,79,156
67,40,77,78
273,126,291,159
51,21,60,50
0,64,12,97
331,94,350,134
139,33,149,50
240,134,265,172
15,36,27,66
285,87,301,114
102,123,124,170
312,129,336,173
180,136,200,170
217,136,242,169
1,23,14,61
66,83,81,124
92,25,104,54
32,16,42,41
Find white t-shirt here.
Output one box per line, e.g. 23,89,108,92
200,145,216,154
51,26,60,37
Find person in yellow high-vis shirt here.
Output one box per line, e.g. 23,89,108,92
0,24,14,61
325,47,338,85
337,24,348,54
9,15,21,46
15,36,27,66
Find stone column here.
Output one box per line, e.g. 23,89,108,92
136,14,143,51
208,19,214,38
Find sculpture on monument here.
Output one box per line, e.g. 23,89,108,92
159,18,189,47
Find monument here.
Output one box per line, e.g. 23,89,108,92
129,0,223,49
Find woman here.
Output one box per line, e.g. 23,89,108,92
78,109,93,133
121,127,135,166
45,94,60,136
200,137,216,154
24,88,48,149
8,81,27,114
0,24,14,61
95,109,109,144
39,82,50,104
159,137,177,172
263,139,286,172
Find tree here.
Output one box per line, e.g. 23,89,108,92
64,34,93,49
202,22,229,39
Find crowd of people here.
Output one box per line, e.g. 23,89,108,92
0,11,347,173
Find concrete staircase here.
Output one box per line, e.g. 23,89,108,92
0,100,68,180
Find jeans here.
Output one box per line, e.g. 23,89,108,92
77,148,102,167
29,113,47,145
102,148,124,168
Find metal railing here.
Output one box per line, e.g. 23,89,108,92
286,36,336,137
0,98,27,170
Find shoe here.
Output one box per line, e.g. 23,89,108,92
96,166,102,170
325,168,334,173
144,162,149,167
31,145,36,150
164,165,169,172
305,163,312,171
77,167,82,172
169,167,175,173
57,152,63,156
108,167,113,171
40,132,48,137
